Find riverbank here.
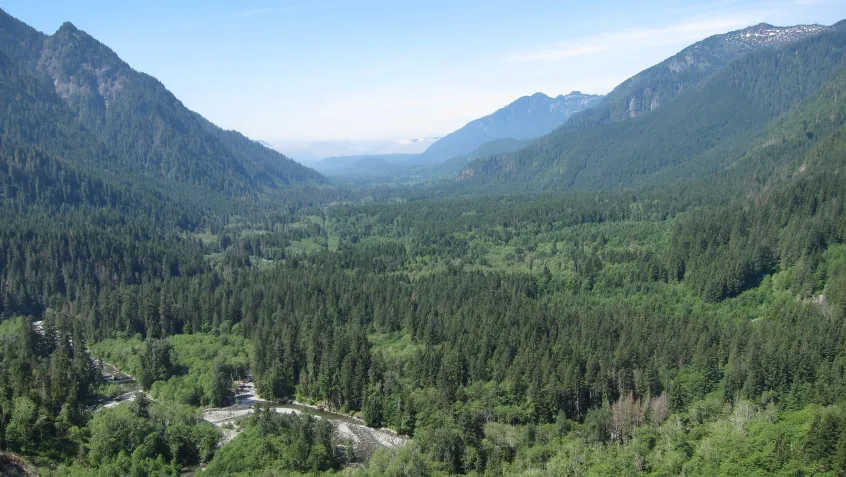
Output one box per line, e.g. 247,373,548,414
92,365,408,458
203,380,408,455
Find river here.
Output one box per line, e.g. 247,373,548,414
203,380,406,457
94,366,406,459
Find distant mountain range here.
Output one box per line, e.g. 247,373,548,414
0,10,326,196
311,91,603,179
266,23,841,183
266,137,441,164
459,21,846,189
3,8,844,199
421,91,603,162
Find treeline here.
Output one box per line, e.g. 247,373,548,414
0,316,98,459
29,237,844,473
667,126,846,301
0,214,208,321
1,147,844,473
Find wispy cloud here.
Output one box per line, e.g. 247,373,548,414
506,16,752,63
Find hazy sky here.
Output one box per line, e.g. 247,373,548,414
3,0,846,145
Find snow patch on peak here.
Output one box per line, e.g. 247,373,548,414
725,23,831,48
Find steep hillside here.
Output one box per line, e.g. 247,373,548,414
0,9,325,195
461,24,846,190
0,48,217,228
568,22,834,130
434,137,532,176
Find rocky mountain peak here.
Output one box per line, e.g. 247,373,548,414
58,21,79,33
38,22,130,111
718,23,832,50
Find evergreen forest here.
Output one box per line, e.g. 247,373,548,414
1,7,846,477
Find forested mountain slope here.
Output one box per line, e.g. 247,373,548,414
421,91,603,163
315,93,601,182
0,9,326,195
313,153,419,176
461,23,846,189
3,11,846,477
568,22,834,128
434,137,532,177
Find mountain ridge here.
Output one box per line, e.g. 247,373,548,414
309,91,603,181
0,8,326,195
420,90,603,163
459,21,846,191
563,21,838,131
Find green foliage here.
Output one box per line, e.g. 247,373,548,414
204,408,336,476
137,340,173,390
0,11,326,196
2,8,846,477
94,332,249,408
72,401,219,475
464,28,846,193
0,316,97,461
365,443,435,477
584,406,613,444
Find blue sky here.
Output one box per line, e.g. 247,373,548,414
3,0,846,151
